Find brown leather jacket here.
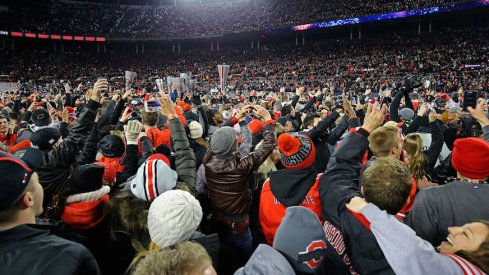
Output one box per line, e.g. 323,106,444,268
203,128,276,218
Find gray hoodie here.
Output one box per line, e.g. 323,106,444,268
361,203,484,275
234,244,295,275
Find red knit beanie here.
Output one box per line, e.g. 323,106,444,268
278,133,316,170
248,119,264,134
451,138,489,179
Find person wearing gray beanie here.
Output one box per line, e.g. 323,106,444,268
273,206,327,274
399,108,415,121
203,104,277,259
210,126,238,159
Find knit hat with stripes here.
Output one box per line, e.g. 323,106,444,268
130,155,177,202
278,133,316,170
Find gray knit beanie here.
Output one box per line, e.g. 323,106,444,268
399,108,415,121
210,126,237,159
273,206,327,273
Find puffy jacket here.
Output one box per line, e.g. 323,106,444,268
169,117,196,190
260,169,322,245
38,99,99,208
319,129,395,275
0,224,101,275
203,122,276,218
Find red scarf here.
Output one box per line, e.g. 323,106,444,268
61,194,109,230
99,157,124,173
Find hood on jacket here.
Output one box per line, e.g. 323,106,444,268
234,244,295,275
269,168,317,207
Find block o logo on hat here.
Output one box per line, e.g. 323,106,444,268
298,240,327,269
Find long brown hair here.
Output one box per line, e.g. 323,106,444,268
194,137,209,149
403,134,428,180
105,190,151,252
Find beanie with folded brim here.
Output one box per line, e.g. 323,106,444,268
451,137,489,179
30,128,61,151
278,133,316,170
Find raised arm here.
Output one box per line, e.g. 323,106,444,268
320,104,387,215
347,200,462,275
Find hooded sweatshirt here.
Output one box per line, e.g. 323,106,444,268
259,168,322,245
234,244,295,275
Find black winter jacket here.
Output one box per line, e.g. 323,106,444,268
0,224,101,275
38,99,99,208
319,129,395,275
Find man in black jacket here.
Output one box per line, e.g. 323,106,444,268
0,148,100,275
320,103,412,275
31,79,106,208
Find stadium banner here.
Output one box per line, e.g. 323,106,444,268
218,65,230,93
155,78,164,91
180,73,189,92
125,71,137,91
166,76,173,90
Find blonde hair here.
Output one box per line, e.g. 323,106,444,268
255,141,277,183
368,126,401,157
403,133,428,180
132,242,212,275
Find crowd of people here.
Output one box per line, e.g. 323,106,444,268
1,26,488,98
0,46,488,275
0,8,488,275
1,0,463,38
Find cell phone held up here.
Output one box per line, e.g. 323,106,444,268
144,100,161,112
463,91,477,111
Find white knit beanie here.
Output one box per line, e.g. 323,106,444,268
148,190,203,248
188,121,203,139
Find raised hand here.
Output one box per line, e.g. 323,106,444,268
346,196,368,213
91,79,108,102
468,98,489,127
253,104,272,121
362,103,387,133
417,103,429,117
124,119,143,145
156,92,176,117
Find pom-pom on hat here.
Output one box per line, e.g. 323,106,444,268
248,119,264,134
451,138,489,179
278,133,316,170
148,190,202,248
